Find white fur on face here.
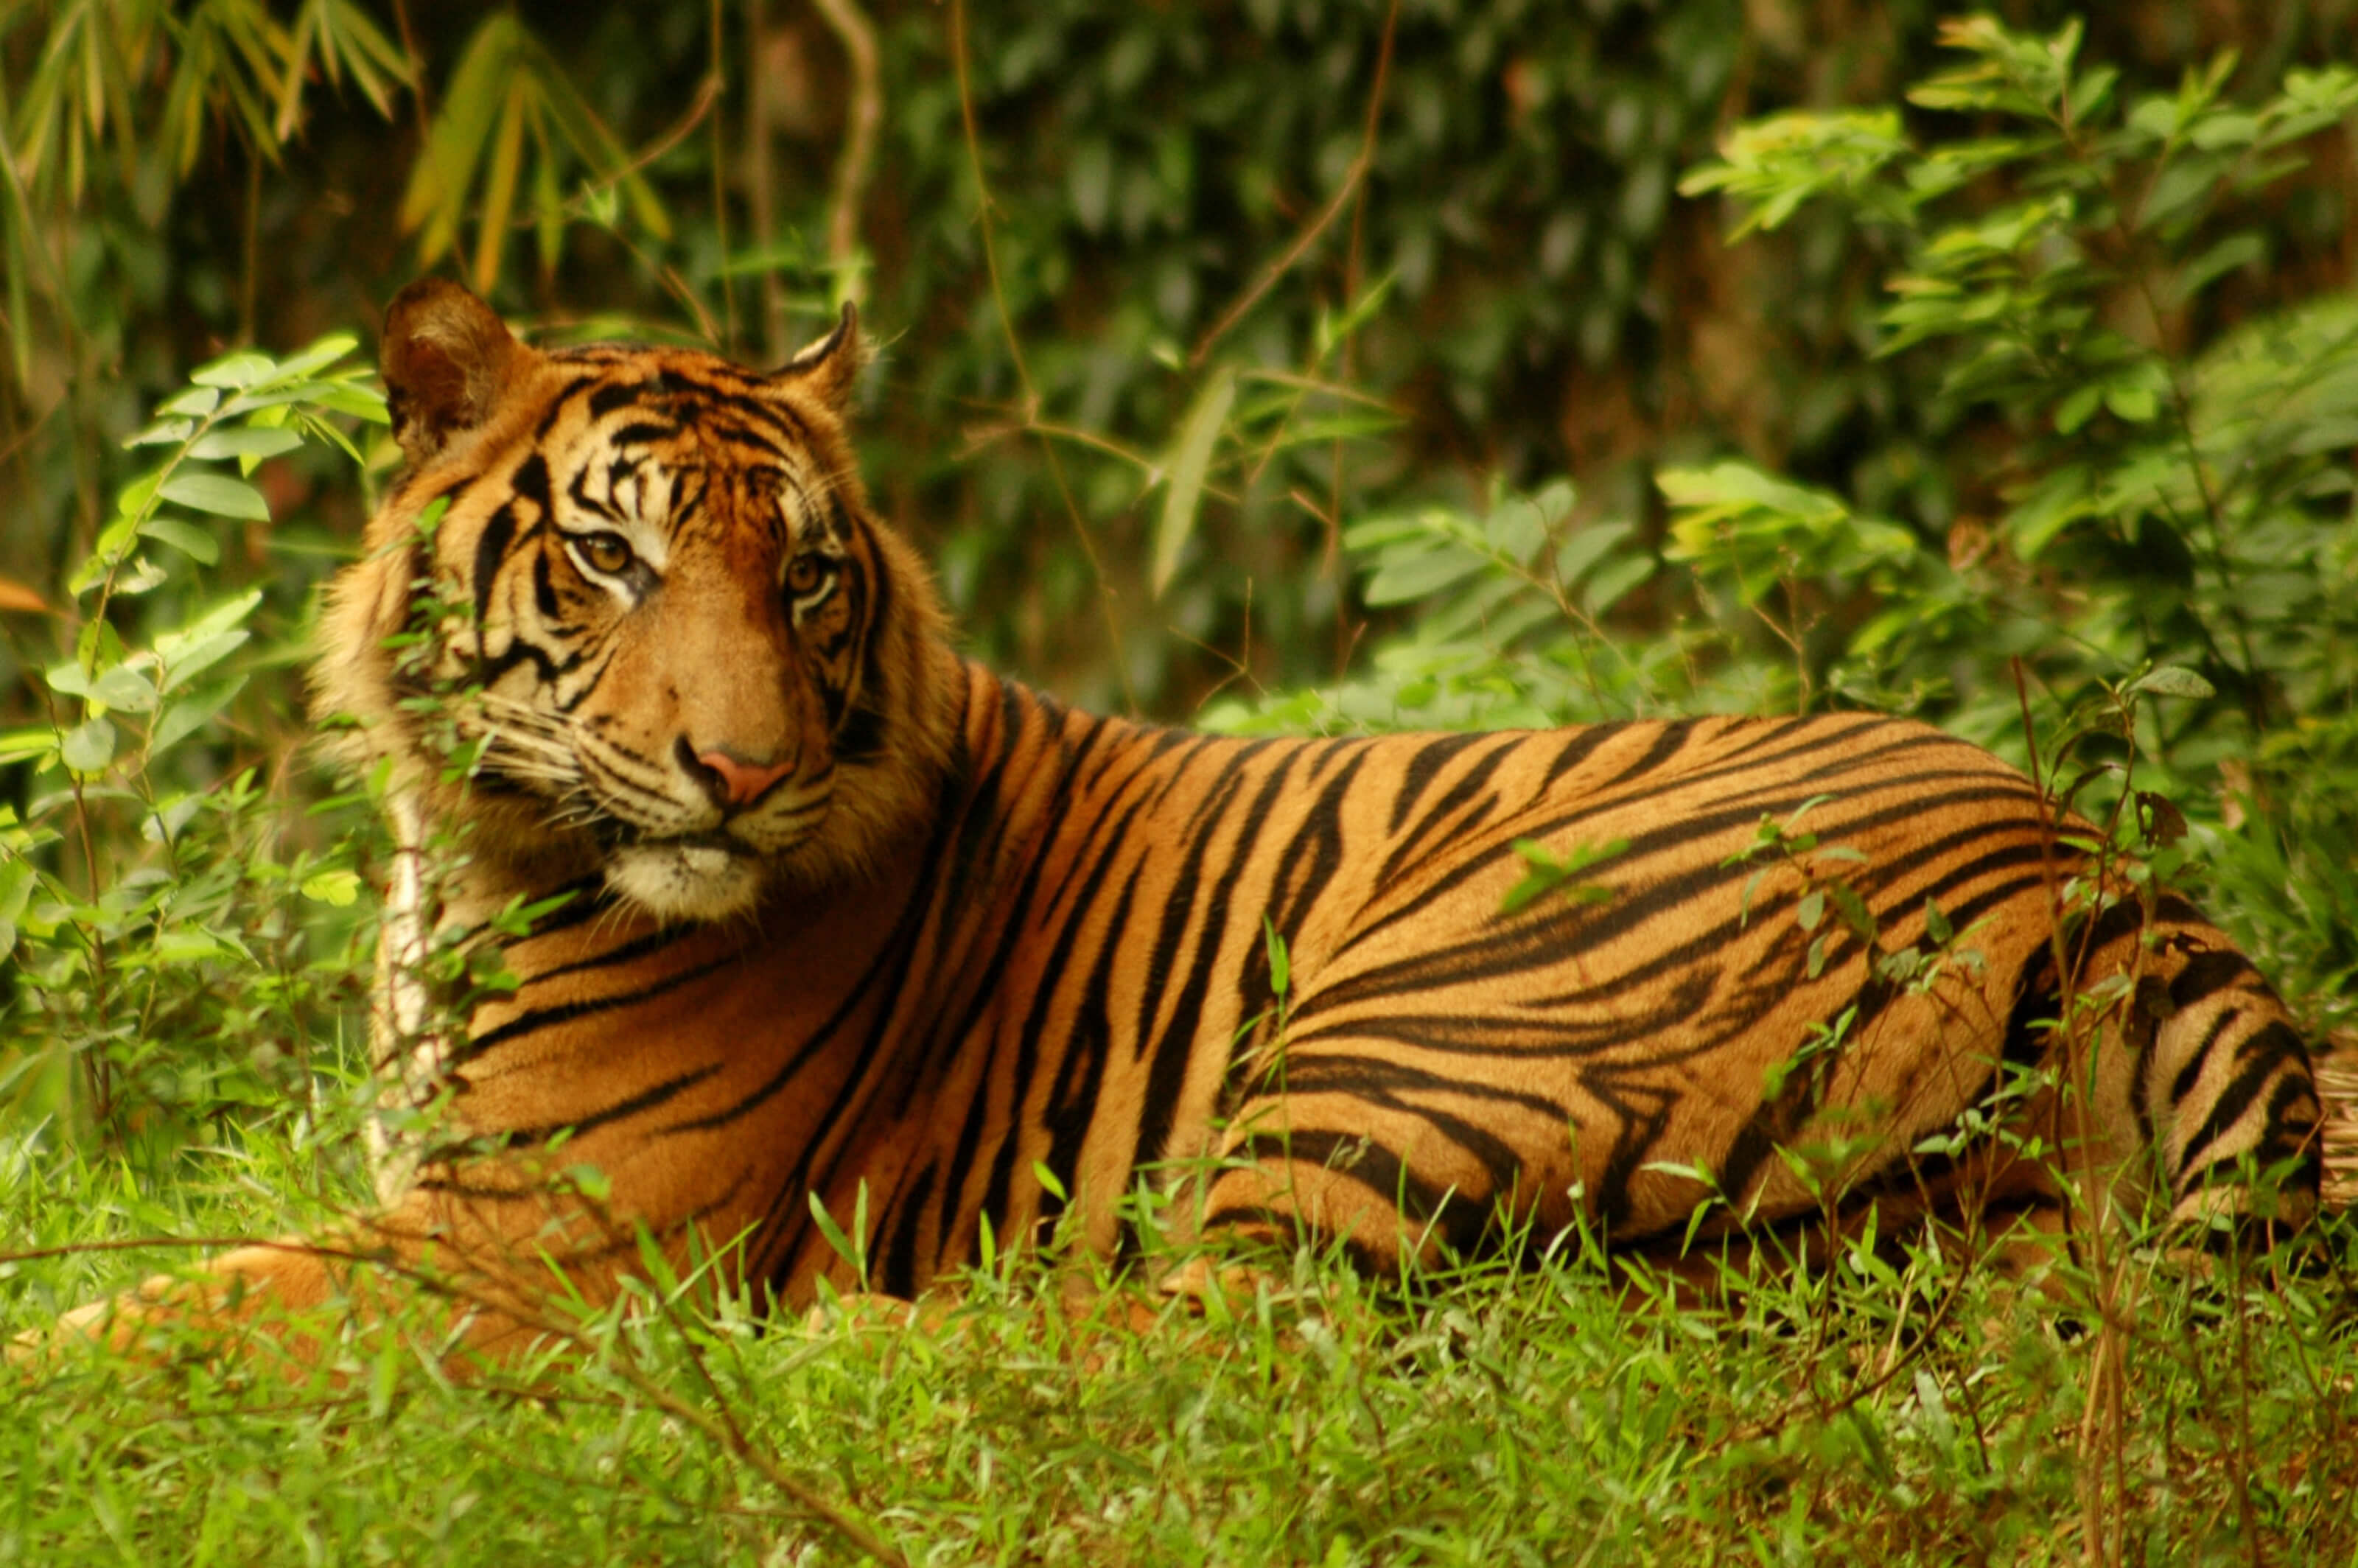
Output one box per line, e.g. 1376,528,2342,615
605,841,766,922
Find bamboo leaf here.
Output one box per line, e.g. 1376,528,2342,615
400,13,519,258
1153,366,1235,597
472,78,531,293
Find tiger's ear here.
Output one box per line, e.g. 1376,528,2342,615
381,279,528,464
772,302,862,416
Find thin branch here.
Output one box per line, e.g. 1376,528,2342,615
744,0,786,360
710,0,737,349
1189,0,1399,371
389,0,435,151
948,0,1135,710
812,0,881,305
507,74,722,236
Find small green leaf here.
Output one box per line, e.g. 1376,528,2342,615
2129,665,2217,699
806,1190,868,1283
158,630,250,695
125,419,197,449
157,387,223,417
270,334,362,381
1829,882,1875,940
0,727,58,765
148,677,245,756
1582,554,1656,615
189,426,304,463
43,662,94,700
160,472,272,521
85,664,158,713
1364,542,1488,606
1553,521,1633,589
0,858,35,956
138,517,221,564
60,718,117,773
190,351,277,390
154,928,235,965
368,1337,402,1424
300,869,363,906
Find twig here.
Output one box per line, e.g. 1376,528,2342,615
1329,1,1399,673
812,0,881,305
710,0,737,349
389,0,435,151
507,75,722,237
947,0,1134,710
1189,0,1399,371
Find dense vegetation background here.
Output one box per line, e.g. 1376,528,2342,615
2,2,2356,1562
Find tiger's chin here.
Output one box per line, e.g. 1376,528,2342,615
606,840,769,923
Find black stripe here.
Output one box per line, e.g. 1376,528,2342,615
470,506,519,645
2172,1021,2309,1186
1387,734,1487,835
452,951,738,1068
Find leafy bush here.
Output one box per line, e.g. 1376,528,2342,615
1217,17,2358,1016
0,341,385,1152
1,13,2355,1564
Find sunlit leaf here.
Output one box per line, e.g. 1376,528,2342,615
299,869,363,906
159,472,270,521
60,717,116,773
188,427,304,463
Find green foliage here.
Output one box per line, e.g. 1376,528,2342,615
0,341,384,1149
1,9,2355,1561
398,11,671,293
1215,15,2358,1014
5,1162,2355,1563
1500,836,1624,917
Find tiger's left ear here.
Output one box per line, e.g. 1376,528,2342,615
772,302,862,417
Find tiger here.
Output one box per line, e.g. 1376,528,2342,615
52,277,2323,1354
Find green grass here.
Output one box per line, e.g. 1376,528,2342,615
7,1125,2356,1567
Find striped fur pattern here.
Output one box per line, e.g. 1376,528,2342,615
97,282,2322,1345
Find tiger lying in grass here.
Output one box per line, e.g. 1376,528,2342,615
53,279,2322,1355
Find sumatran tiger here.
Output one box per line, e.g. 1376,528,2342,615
52,279,2323,1355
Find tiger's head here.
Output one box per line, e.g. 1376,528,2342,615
318,279,957,923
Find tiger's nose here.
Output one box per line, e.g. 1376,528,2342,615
679,739,795,808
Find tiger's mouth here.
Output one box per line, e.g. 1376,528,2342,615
604,833,768,923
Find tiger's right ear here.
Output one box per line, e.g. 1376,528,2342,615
381,279,527,464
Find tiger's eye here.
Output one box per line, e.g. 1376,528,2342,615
786,555,830,598
578,533,634,575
